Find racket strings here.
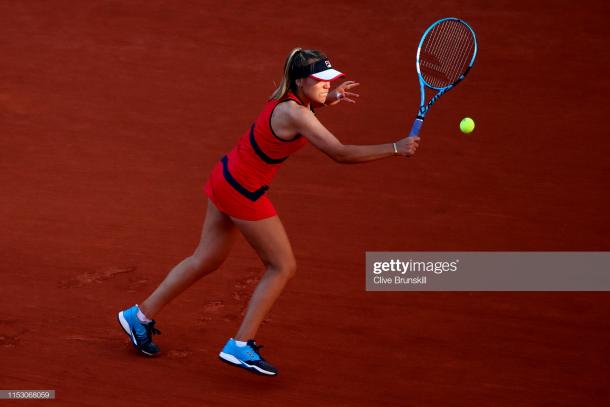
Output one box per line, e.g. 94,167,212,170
419,20,475,88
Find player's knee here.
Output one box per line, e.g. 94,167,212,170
274,257,297,280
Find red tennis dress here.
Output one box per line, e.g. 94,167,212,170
204,92,309,220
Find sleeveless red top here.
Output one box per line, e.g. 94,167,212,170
223,92,309,193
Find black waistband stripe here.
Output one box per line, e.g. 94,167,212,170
221,155,269,202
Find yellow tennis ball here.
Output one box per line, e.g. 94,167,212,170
460,117,475,134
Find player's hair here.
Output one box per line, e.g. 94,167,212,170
270,48,327,100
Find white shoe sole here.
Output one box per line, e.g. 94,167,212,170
218,352,277,375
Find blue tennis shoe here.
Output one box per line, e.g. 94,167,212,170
117,304,161,356
219,338,278,376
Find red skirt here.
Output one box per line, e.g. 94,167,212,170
204,161,277,221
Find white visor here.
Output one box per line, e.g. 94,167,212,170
294,59,346,81
310,69,345,81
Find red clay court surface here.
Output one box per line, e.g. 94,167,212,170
1,1,609,406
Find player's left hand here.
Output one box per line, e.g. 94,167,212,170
332,81,360,104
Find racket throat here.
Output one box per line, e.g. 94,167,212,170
426,87,449,110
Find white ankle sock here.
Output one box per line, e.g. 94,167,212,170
234,340,247,347
136,307,152,323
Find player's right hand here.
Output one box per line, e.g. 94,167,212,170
396,136,420,157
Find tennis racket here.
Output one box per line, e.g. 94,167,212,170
408,17,478,137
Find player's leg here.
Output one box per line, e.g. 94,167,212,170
138,200,238,318
218,215,295,375
232,215,296,340
118,200,238,356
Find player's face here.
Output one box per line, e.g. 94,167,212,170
303,76,331,104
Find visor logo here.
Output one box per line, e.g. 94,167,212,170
325,60,332,68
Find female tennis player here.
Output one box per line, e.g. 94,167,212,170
117,48,420,376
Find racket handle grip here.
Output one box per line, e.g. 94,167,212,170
408,118,423,137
